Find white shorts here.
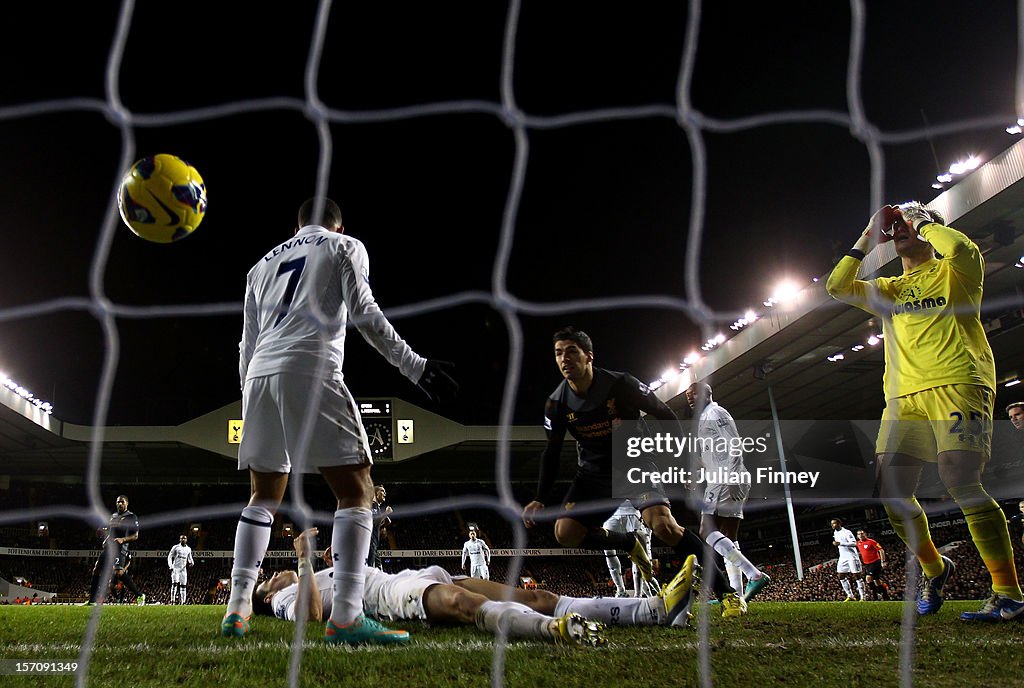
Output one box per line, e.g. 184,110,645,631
239,374,371,473
470,564,490,580
170,568,188,585
837,557,862,574
363,565,452,621
603,511,643,534
701,482,751,519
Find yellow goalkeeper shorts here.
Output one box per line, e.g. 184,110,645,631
875,384,992,462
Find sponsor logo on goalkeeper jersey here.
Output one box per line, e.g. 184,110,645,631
892,294,947,316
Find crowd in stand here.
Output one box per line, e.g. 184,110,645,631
2,480,1022,604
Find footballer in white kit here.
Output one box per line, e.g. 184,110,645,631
695,398,751,519
258,563,455,623
831,518,866,601
237,224,426,475
686,383,770,604
251,530,700,646
602,501,658,597
222,198,457,644
167,534,194,604
461,530,491,580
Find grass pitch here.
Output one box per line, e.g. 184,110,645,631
1,602,1022,688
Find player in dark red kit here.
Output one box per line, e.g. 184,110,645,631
521,327,746,619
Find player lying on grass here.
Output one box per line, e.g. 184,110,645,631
249,529,701,645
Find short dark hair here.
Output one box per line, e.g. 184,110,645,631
252,592,274,618
553,327,593,354
1007,401,1024,414
298,197,343,229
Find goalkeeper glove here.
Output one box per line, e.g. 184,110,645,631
863,205,902,243
897,201,945,232
417,360,459,403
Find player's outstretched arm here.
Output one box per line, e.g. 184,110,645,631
339,240,428,383
530,400,566,516
294,528,323,623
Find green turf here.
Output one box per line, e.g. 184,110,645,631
0,602,1021,688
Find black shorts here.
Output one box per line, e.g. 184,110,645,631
863,561,883,579
97,544,132,571
560,470,670,528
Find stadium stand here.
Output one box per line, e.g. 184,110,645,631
3,476,1020,604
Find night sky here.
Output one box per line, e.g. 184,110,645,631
0,1,1020,428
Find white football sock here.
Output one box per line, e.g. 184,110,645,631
227,505,274,616
856,578,867,600
604,551,625,593
634,529,652,596
329,507,372,626
725,559,744,596
476,600,552,640
554,594,663,626
840,578,854,597
179,585,187,604
706,530,762,579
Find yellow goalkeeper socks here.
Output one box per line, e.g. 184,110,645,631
949,484,1022,599
884,498,944,579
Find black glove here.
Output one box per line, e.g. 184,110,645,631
418,360,458,403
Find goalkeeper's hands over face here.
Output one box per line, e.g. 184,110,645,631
860,205,903,247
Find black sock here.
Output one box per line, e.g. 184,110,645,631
88,570,103,602
579,528,636,552
117,571,143,597
671,529,734,598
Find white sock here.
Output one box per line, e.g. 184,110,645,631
725,560,744,596
706,530,762,580
634,529,653,596
227,505,274,616
856,579,867,600
329,507,372,626
554,594,663,626
180,585,187,604
476,600,552,640
169,584,176,604
730,541,748,592
841,578,853,597
605,552,625,593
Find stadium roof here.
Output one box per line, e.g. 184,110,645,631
0,394,572,485
656,137,1024,421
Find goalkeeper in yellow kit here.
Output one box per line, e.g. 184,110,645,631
827,202,1023,621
